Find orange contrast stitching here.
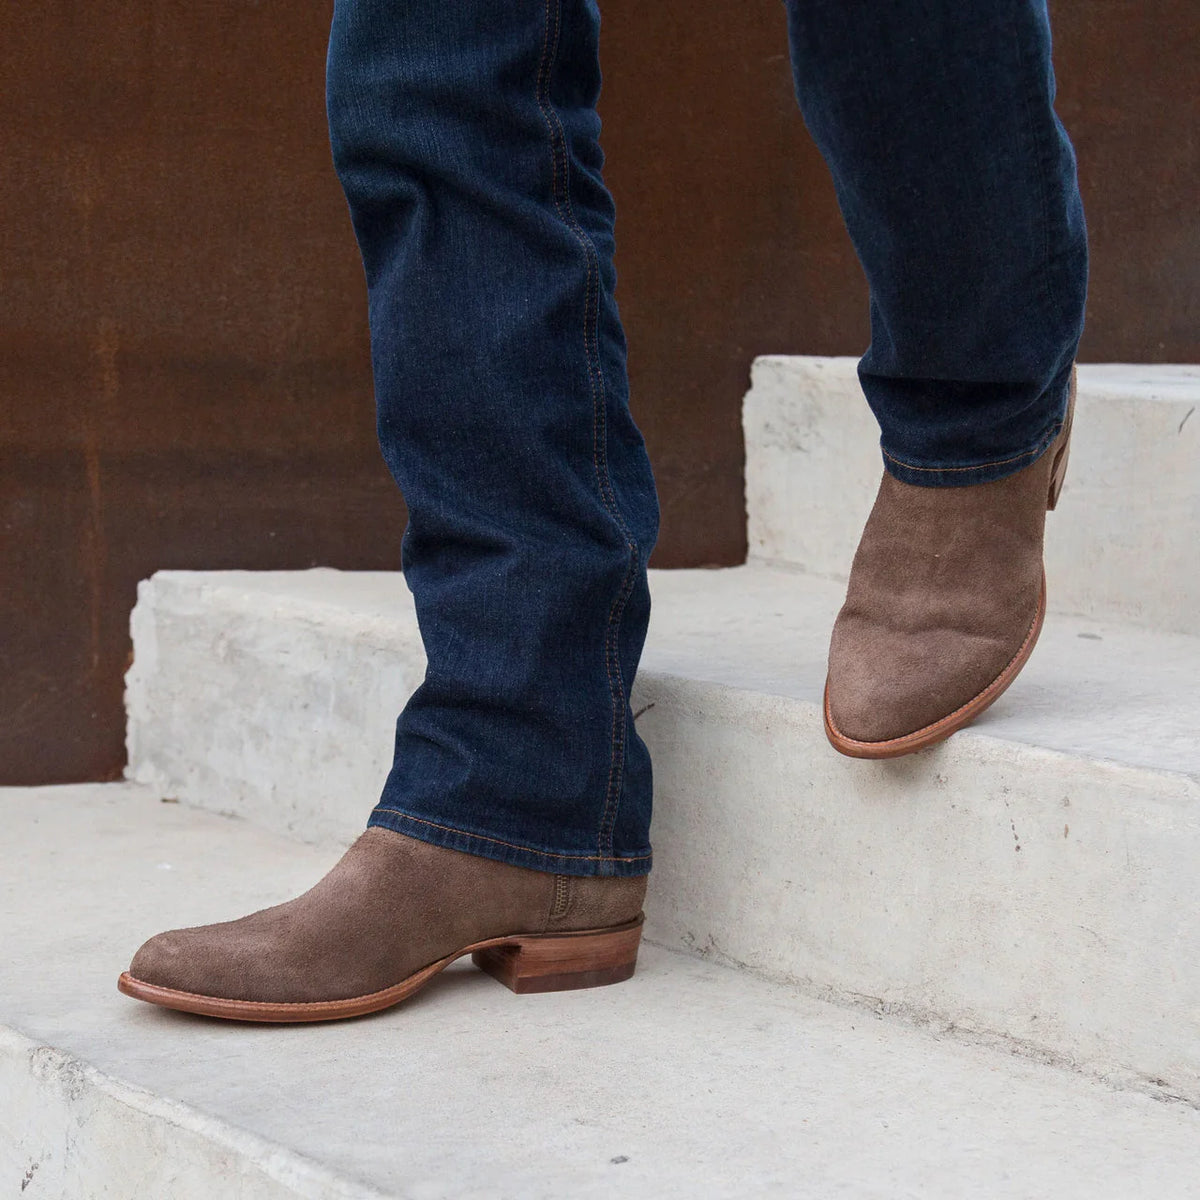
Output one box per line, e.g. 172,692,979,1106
536,0,639,861
373,808,652,863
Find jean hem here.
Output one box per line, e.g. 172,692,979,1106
880,370,1072,488
881,425,1057,487
368,806,653,878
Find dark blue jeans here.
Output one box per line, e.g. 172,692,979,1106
326,1,1087,877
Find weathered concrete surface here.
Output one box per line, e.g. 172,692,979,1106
0,1027,385,1200
124,566,1200,1101
4,785,1200,1198
744,357,1200,634
125,570,423,845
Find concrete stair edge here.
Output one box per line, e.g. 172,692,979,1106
743,356,1200,635
5,785,1200,1200
0,1024,383,1200
123,567,1200,1103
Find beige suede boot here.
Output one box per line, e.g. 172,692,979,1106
119,827,646,1022
824,373,1075,758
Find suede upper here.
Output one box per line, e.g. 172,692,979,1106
128,828,646,1004
826,436,1061,745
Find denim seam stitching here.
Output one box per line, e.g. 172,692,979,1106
882,423,1061,475
537,0,640,865
374,807,652,863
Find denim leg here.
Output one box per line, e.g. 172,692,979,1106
326,0,659,876
784,0,1089,486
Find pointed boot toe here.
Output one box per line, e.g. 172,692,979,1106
825,373,1073,759
128,929,191,991
824,581,1046,755
123,914,309,1009
119,827,646,1022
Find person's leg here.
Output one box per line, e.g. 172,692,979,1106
332,0,659,873
783,0,1088,755
785,0,1086,481
120,0,659,1020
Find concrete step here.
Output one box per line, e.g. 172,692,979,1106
125,565,1200,1103
5,784,1200,1199
744,357,1200,634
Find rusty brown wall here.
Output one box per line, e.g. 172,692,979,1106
2,1,1197,784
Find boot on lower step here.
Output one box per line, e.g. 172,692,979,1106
119,826,646,1022
824,371,1075,759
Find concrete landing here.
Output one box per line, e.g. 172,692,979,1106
4,784,1199,1199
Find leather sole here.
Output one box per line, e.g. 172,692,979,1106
117,916,643,1023
823,575,1047,760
